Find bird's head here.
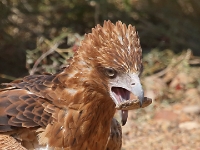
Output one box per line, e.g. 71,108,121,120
71,20,148,125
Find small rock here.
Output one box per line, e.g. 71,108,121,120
179,121,200,130
185,88,200,100
154,110,178,121
183,105,200,114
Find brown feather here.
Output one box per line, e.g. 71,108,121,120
0,20,149,150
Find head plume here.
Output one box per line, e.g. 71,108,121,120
75,20,143,74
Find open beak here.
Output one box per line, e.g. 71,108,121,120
109,73,144,126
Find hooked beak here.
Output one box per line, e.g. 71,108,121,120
109,73,144,126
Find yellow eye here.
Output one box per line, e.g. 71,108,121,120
105,68,117,78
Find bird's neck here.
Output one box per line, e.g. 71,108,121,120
67,90,116,150
49,66,116,149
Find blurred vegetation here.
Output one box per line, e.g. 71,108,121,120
0,0,200,83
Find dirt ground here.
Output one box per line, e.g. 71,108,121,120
122,51,200,150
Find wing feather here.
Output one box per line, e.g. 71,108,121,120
0,88,54,132
5,74,61,100
0,73,68,132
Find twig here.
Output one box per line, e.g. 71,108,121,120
29,42,61,75
45,39,73,60
151,49,192,78
0,74,16,80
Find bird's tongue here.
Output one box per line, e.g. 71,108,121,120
121,110,128,126
112,87,130,103
112,87,130,126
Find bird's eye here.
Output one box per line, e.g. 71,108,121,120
105,68,117,78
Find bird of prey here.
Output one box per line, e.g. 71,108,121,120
0,20,152,150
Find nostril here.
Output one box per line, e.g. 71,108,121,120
131,83,135,85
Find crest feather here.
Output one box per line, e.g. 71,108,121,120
75,20,142,73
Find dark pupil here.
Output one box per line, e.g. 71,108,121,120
107,69,114,76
